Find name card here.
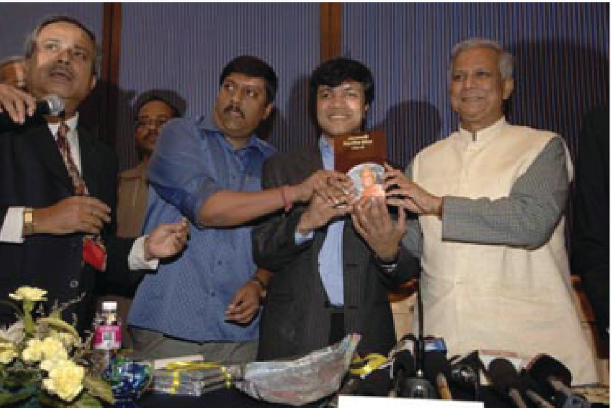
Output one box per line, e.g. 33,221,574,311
339,395,484,408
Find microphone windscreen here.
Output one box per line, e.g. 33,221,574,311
357,368,392,396
393,349,416,377
422,351,451,383
40,94,65,116
526,354,572,387
488,358,521,395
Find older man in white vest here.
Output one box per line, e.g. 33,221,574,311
384,38,598,385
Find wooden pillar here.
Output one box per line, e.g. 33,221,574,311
99,3,122,148
320,3,342,61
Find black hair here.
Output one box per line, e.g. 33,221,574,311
133,89,186,120
308,57,374,117
219,55,278,104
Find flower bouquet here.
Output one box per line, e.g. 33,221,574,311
0,286,114,408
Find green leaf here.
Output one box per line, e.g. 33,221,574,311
0,301,22,318
36,318,79,339
38,392,65,407
0,383,37,406
70,392,103,408
82,376,114,404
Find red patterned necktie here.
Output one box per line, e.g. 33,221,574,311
56,121,107,271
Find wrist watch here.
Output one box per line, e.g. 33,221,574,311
23,207,35,236
251,275,268,298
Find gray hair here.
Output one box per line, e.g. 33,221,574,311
449,37,514,81
23,15,102,78
0,56,23,82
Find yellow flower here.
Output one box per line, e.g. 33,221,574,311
42,359,84,402
51,331,78,350
22,337,68,363
9,286,47,302
0,343,17,364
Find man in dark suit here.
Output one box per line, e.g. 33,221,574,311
0,15,188,333
252,57,420,360
572,107,609,341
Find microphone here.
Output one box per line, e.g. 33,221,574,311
356,367,392,396
422,351,453,400
393,346,436,398
449,351,482,399
525,354,591,408
520,372,556,408
37,94,65,116
0,94,65,128
488,357,529,408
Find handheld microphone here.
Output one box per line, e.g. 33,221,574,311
525,354,591,408
488,357,529,408
0,94,64,128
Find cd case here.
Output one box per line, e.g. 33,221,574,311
347,162,385,200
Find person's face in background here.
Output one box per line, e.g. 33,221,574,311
316,80,368,141
449,46,513,132
1,61,26,90
24,21,97,116
213,72,272,149
135,100,175,159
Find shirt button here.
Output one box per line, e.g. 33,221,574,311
69,280,79,289
217,260,222,266
210,291,216,297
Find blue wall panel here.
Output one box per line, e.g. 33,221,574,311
0,3,103,57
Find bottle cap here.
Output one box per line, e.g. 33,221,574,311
101,301,118,312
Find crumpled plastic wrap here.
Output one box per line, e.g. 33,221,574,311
236,333,360,406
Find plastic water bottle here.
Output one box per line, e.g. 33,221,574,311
92,301,122,370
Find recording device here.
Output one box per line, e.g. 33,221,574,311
488,357,529,408
525,354,591,408
0,94,65,128
449,351,482,399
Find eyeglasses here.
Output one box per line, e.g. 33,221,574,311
135,117,169,129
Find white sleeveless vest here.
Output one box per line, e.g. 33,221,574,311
411,118,598,385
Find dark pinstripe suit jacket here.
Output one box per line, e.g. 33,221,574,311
253,146,420,360
0,117,133,333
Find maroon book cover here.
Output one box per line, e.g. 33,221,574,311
333,131,386,173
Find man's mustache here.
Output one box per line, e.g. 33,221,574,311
223,104,245,118
48,64,75,80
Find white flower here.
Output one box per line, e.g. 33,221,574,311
42,359,84,402
9,286,47,302
22,337,68,363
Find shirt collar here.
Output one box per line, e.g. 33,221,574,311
198,110,272,156
318,136,334,170
458,116,506,143
48,113,79,136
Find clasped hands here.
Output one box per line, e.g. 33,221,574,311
295,167,414,263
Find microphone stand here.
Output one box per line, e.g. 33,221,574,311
398,279,436,399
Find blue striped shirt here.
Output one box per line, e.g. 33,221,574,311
128,115,275,342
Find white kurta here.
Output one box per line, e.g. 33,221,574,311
408,118,598,385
